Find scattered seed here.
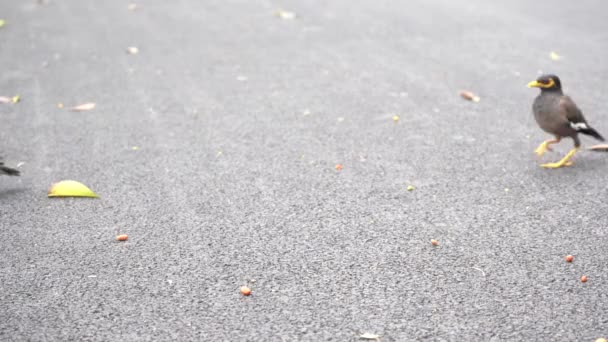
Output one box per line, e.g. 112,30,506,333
581,275,588,283
460,90,480,102
70,103,96,112
431,239,439,246
359,332,381,340
335,164,343,171
116,234,129,241
550,51,562,61
274,10,296,20
240,286,252,296
565,255,574,263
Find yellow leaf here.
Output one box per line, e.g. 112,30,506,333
48,180,99,198
70,103,96,111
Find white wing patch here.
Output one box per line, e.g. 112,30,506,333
570,122,588,131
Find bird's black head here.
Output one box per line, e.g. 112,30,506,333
527,74,562,91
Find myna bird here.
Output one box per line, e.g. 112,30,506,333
0,160,20,176
528,74,605,168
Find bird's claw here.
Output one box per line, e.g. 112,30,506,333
534,141,553,156
541,161,573,168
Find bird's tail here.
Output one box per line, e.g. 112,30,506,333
580,126,605,141
0,164,20,176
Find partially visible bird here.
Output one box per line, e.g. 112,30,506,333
0,160,20,176
528,74,605,168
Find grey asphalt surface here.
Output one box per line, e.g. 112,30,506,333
1,0,608,341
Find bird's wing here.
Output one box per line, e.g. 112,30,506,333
559,96,588,130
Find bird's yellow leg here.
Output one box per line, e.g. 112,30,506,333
534,138,560,156
541,148,578,168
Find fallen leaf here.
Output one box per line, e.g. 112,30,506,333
48,180,99,198
274,10,296,19
12,95,20,103
359,333,381,340
116,234,128,241
71,103,96,112
550,51,562,61
127,46,139,54
459,90,480,102
0,20,5,28
0,96,10,104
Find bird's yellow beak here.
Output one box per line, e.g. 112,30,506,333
527,80,542,88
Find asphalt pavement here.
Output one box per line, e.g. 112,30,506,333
1,0,608,341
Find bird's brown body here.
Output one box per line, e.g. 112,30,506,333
528,74,604,168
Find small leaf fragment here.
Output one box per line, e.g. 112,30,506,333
550,51,562,61
459,90,480,102
274,10,296,19
48,180,99,198
71,103,96,112
12,95,20,103
360,332,381,340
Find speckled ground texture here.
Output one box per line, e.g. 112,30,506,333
1,0,608,341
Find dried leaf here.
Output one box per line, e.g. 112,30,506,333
127,46,139,54
274,10,296,20
550,51,562,61
71,103,96,112
360,333,381,340
12,95,20,103
0,96,10,104
459,90,480,102
0,20,5,28
48,180,99,198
